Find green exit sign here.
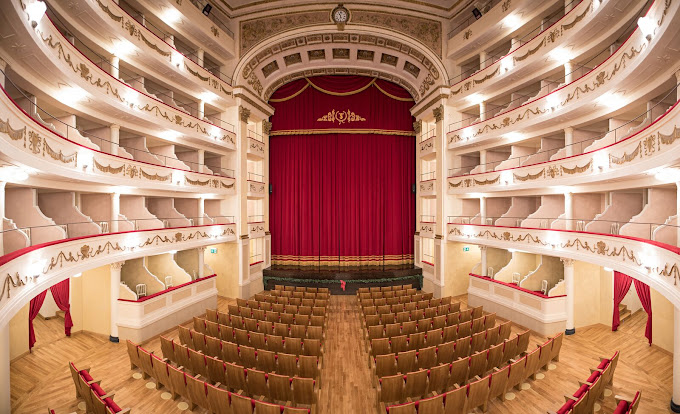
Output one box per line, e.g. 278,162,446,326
210,248,218,254
463,247,470,252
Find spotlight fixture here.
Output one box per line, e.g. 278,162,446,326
202,4,213,16
472,7,482,19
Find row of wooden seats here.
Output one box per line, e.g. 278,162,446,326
364,305,476,329
161,338,321,389
373,331,526,381
182,326,323,359
362,303,462,327
550,351,620,414
356,285,414,295
191,319,324,351
237,296,329,308
376,332,530,406
224,308,327,328
175,331,323,374
367,313,496,344
69,362,130,414
267,290,330,300
381,332,564,414
196,315,326,340
274,285,329,293
126,340,315,414
358,289,420,300
368,317,505,357
360,293,434,308
230,302,327,318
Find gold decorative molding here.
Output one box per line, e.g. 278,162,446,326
262,120,272,135
239,106,251,122
433,104,444,122
317,109,366,124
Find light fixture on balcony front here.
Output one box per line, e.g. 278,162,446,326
113,40,136,59
171,51,183,67
26,0,47,28
637,16,654,41
162,8,182,24
500,56,513,73
55,86,88,106
503,14,523,31
604,267,613,272
467,93,485,106
0,166,29,182
549,47,572,65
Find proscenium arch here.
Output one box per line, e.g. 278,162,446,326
232,24,450,105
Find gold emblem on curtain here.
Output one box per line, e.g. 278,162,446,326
317,109,366,125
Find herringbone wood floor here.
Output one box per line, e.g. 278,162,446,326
10,294,673,413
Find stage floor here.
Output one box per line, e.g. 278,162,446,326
262,264,423,294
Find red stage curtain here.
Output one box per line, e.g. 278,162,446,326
269,76,415,267
633,279,652,345
612,271,632,331
50,279,73,336
28,290,48,351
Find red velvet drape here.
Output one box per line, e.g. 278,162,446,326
633,279,652,345
612,271,632,331
269,76,415,267
28,290,48,351
50,279,73,336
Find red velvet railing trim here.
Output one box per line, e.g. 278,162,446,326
118,274,217,302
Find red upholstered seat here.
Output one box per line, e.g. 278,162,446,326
80,370,94,382
105,398,122,412
556,384,589,414
91,383,106,397
612,400,629,414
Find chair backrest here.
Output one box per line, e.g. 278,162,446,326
292,377,316,406
136,283,146,297
379,374,404,404
268,373,292,402
165,275,173,288
466,376,490,410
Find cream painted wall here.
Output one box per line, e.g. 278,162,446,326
652,287,674,353
205,242,239,298
70,266,112,337
486,247,511,277
444,242,480,296
9,303,29,360
573,261,603,328
147,253,192,286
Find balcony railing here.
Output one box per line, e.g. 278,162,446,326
247,172,265,182
447,83,679,177
248,215,265,223
447,215,678,241
448,0,585,84
2,69,235,178
446,0,502,40
420,171,436,181
44,5,236,129
447,1,648,132
420,215,436,223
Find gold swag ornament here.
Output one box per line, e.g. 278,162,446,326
317,109,366,125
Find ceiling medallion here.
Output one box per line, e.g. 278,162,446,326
331,4,350,31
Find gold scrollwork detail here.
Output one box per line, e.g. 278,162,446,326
561,160,592,175
0,118,27,144
473,176,500,186
140,169,171,182
94,158,125,174
659,126,680,146
513,169,545,182
609,142,641,165
317,109,366,125
44,140,77,164
0,273,28,303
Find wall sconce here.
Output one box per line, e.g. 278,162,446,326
26,0,47,28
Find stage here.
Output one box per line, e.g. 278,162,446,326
262,265,423,294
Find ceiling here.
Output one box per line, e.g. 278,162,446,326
213,0,475,19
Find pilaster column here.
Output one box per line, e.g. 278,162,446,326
239,237,250,298
433,105,445,238
479,101,487,121
0,58,6,88
675,69,680,101
109,261,125,342
671,305,680,412
480,196,487,224
564,60,574,84
676,182,680,247
198,100,205,119
565,192,573,231
479,51,488,69
110,124,120,156
565,0,575,13
165,35,175,47
197,247,206,279
110,56,120,80
562,258,575,335
262,120,271,234
564,127,574,157
479,149,487,173
110,192,120,233
480,245,488,276
197,48,205,68
197,149,205,173
510,38,520,50
197,197,205,225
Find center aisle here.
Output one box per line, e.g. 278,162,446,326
319,295,375,414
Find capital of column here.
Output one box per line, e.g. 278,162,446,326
433,105,444,123
262,120,272,135
110,261,125,270
197,246,207,252
560,257,574,267
239,106,251,123
479,245,488,251
413,120,422,134
110,124,120,131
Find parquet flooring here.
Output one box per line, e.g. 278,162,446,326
9,294,674,413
